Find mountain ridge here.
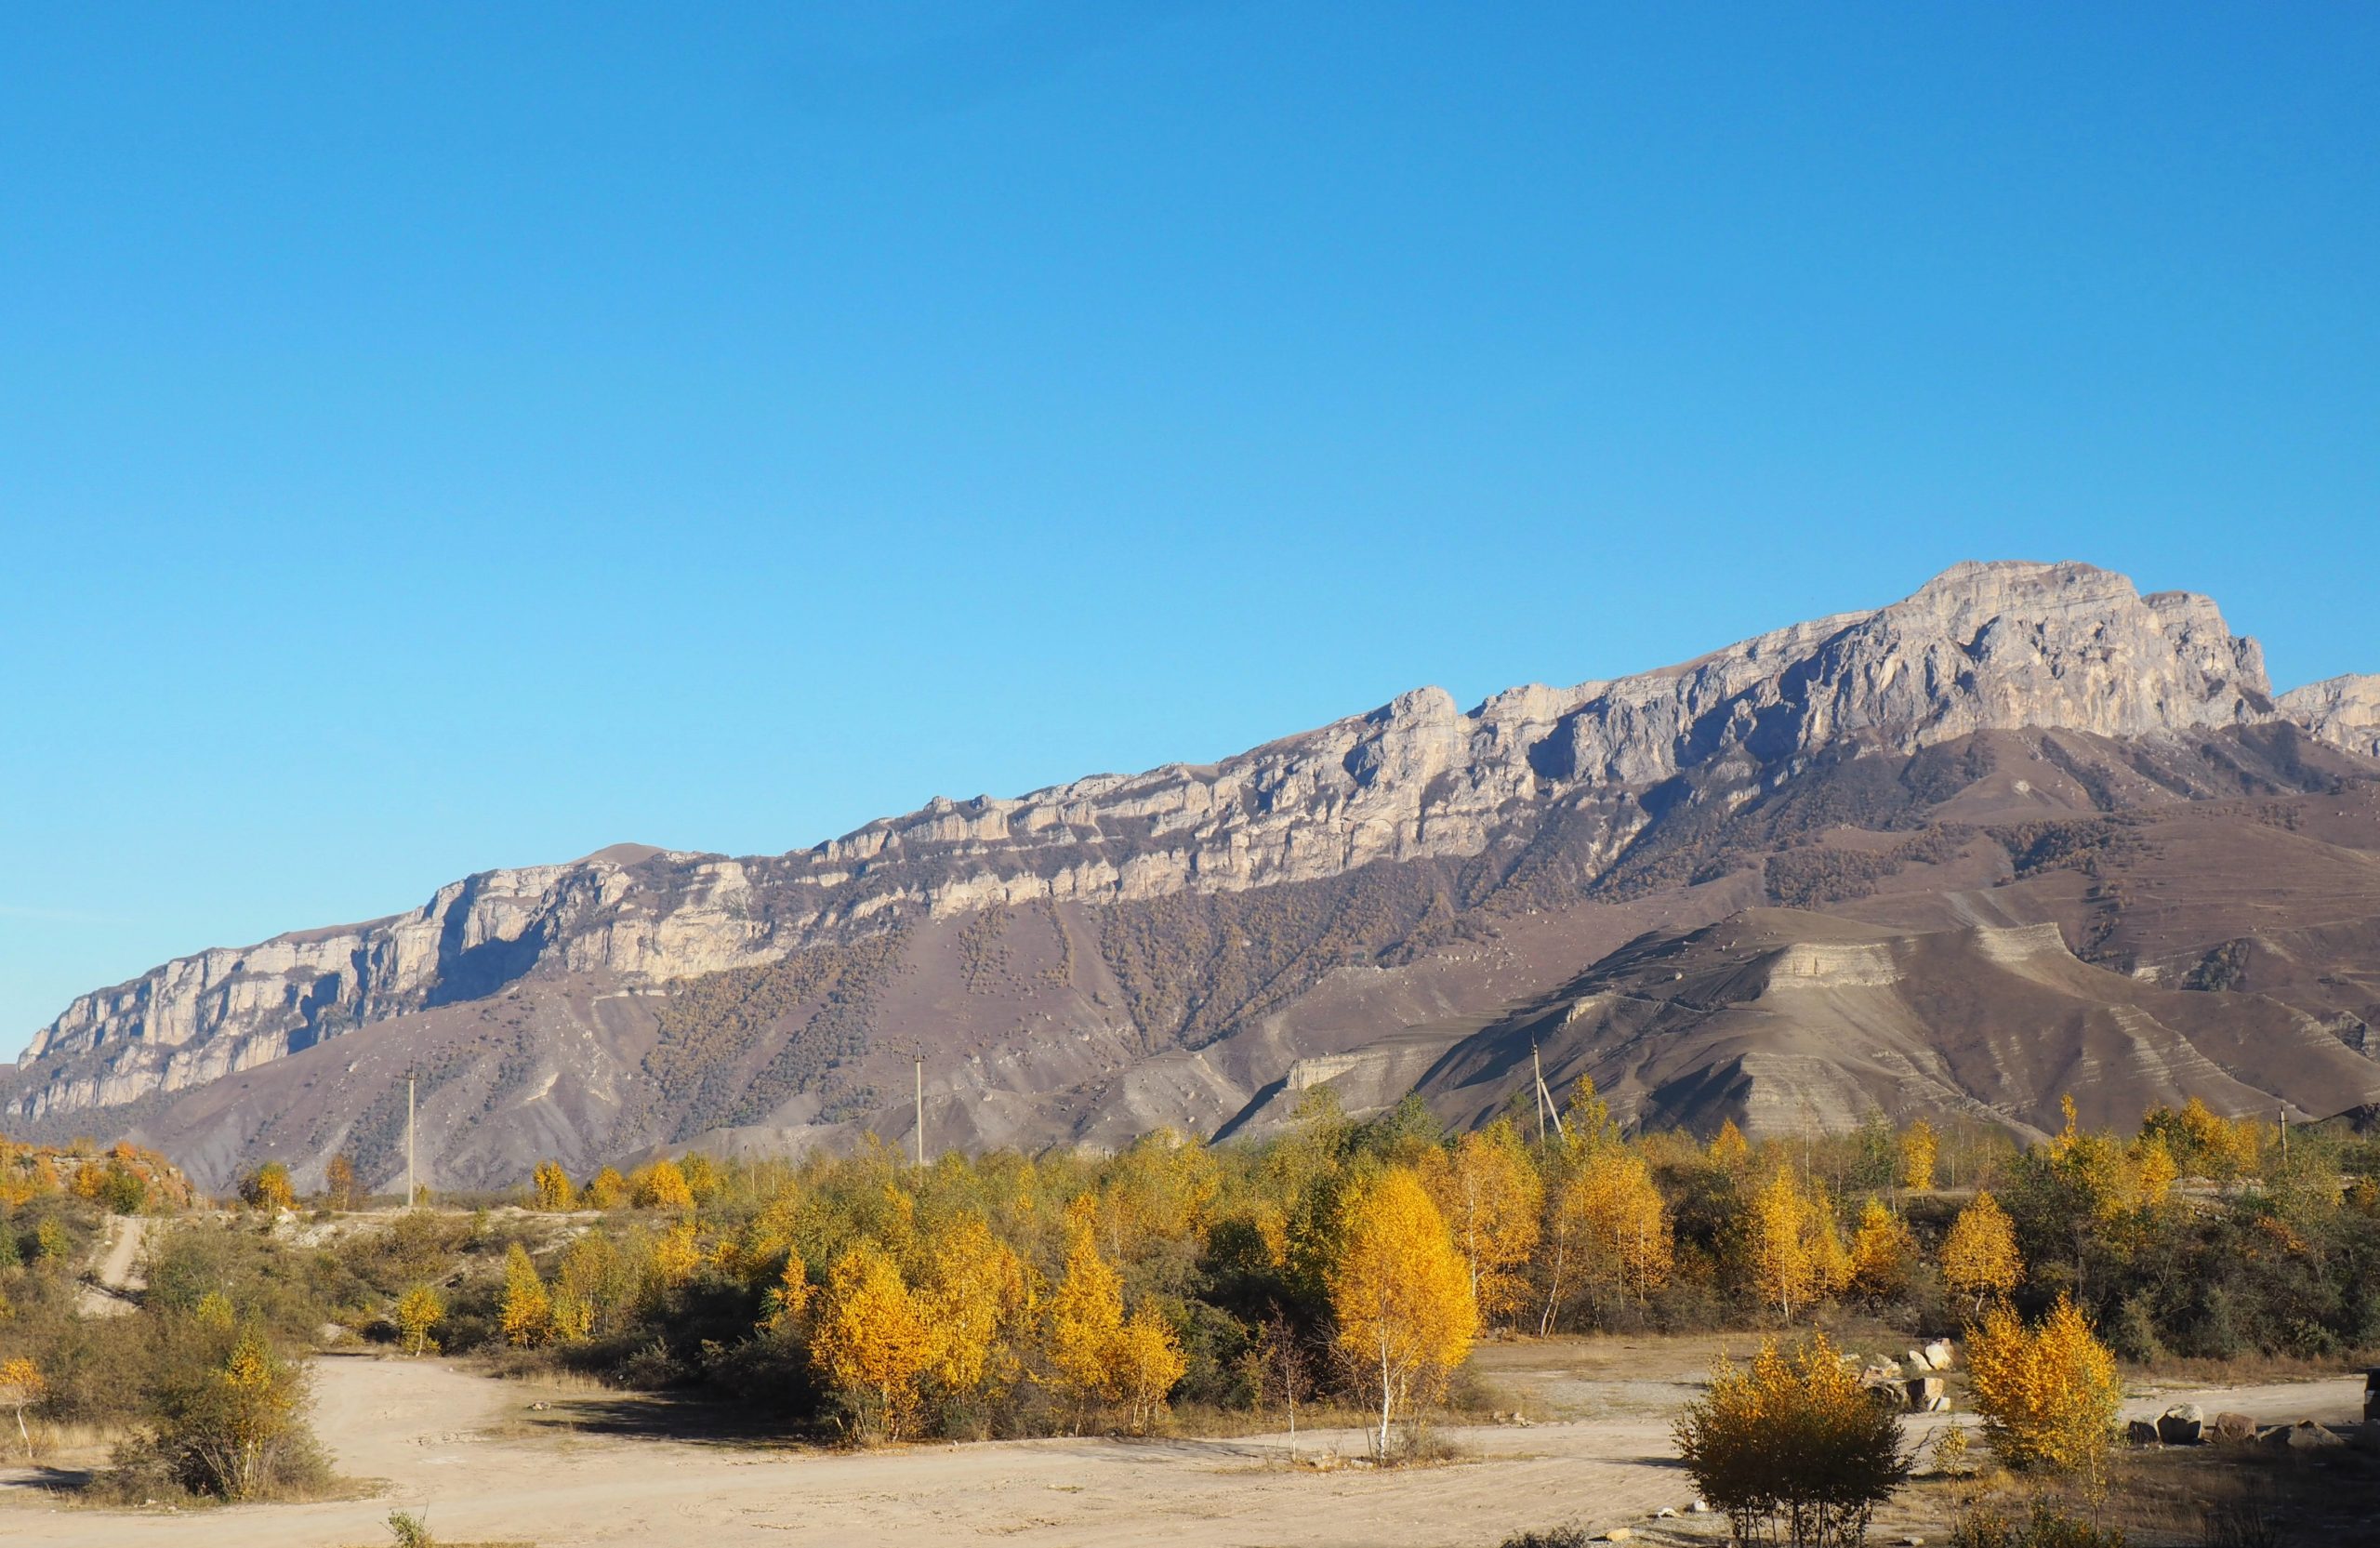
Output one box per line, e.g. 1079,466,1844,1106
11,558,2380,1187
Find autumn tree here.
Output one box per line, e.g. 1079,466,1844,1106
324,1154,359,1211
1709,1119,1752,1169
0,1356,43,1460
1675,1333,1911,1548
811,1242,937,1442
1563,1144,1673,1308
1942,1190,2022,1313
394,1285,443,1356
1898,1120,1937,1193
632,1158,695,1212
1419,1120,1542,1325
1750,1169,1842,1319
1113,1307,1188,1435
532,1159,575,1211
498,1243,553,1347
760,1253,812,1334
583,1166,628,1210
1965,1294,2121,1486
920,1213,1026,1403
239,1161,296,1214
2141,1096,2262,1183
1047,1201,1126,1413
1847,1198,1917,1302
2129,1132,2178,1210
1329,1166,1479,1459
150,1326,322,1500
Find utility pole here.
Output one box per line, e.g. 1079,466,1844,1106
915,1056,926,1169
1532,1045,1567,1144
406,1076,416,1211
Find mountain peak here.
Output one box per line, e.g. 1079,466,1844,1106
10,559,2374,1182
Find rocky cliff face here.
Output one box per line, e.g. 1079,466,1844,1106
8,560,2368,1136
2281,675,2380,761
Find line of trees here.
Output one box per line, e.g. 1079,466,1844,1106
440,1084,2374,1448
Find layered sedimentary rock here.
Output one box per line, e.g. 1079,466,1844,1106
9,559,2380,1185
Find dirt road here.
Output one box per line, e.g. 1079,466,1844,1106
0,1345,2363,1548
70,1215,150,1317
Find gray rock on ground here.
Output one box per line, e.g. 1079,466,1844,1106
2158,1403,2205,1445
2127,1419,2162,1447
2211,1411,2256,1443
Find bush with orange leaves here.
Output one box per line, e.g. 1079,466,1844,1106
1673,1332,1911,1548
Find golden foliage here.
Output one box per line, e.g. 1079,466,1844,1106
1898,1119,1937,1192
1749,1169,1841,1319
498,1243,552,1347
1847,1197,1916,1301
1047,1204,1126,1408
2129,1132,2178,1209
394,1284,443,1356
2139,1095,2265,1183
632,1159,696,1212
1419,1119,1543,1324
583,1166,629,1210
1965,1294,2121,1483
1112,1307,1187,1435
1674,1333,1911,1548
324,1154,359,1211
811,1242,937,1442
919,1213,1025,1396
760,1253,812,1333
1709,1118,1752,1168
1,1356,45,1460
1560,1144,1673,1303
532,1159,575,1211
1329,1166,1478,1457
239,1161,296,1213
1941,1190,2022,1312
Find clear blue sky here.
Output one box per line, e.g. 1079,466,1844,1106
4,4,2375,1050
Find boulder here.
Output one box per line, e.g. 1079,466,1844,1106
1905,1347,1934,1372
1924,1340,1956,1369
1904,1376,1946,1410
2157,1404,2204,1445
2276,1421,2344,1451
1927,1396,1951,1413
2127,1419,2161,1447
2211,1411,2256,1444
1862,1360,1904,1385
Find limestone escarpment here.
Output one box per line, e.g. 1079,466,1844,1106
7,558,2373,1144
2281,675,2380,761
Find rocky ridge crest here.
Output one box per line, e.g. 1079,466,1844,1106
9,560,2358,1124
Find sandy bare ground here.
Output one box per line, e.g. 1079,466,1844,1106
69,1215,150,1317
0,1340,2363,1548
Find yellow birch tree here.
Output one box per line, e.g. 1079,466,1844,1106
1419,1120,1542,1326
810,1242,938,1442
498,1243,552,1346
1941,1190,2022,1313
1328,1166,1479,1459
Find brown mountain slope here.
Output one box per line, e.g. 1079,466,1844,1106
7,561,2380,1190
